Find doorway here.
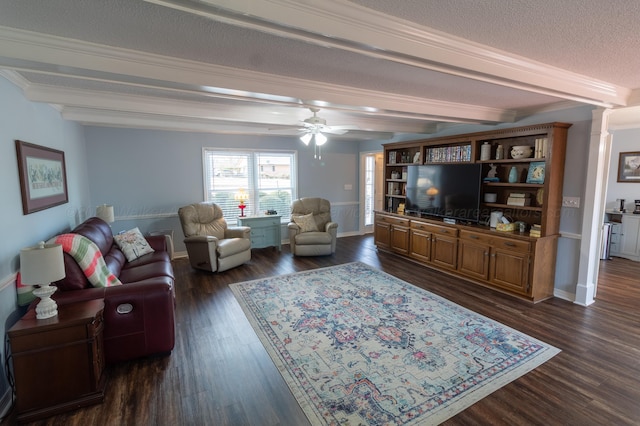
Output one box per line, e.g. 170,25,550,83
360,151,384,233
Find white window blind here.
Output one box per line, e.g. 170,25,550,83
203,149,297,222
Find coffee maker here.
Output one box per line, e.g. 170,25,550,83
634,200,640,214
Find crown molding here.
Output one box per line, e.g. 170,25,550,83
148,0,629,106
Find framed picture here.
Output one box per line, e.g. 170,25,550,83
15,140,68,215
617,151,640,182
526,161,545,184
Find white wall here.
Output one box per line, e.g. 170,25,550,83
0,75,90,414
607,128,640,212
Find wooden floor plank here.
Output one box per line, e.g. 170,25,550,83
3,236,639,425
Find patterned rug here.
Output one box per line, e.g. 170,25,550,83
230,262,560,425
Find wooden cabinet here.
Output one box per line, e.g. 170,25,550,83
382,122,571,238
375,122,571,303
409,222,432,263
9,300,106,422
375,213,410,255
457,230,491,281
428,224,458,270
488,236,531,295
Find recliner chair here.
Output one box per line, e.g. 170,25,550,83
288,197,338,256
178,202,251,272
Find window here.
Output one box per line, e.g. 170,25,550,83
203,149,297,222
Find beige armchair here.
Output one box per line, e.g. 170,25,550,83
288,198,338,256
178,202,251,272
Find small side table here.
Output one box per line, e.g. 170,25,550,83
238,215,282,251
9,299,106,422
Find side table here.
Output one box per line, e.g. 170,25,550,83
238,215,282,251
8,299,106,422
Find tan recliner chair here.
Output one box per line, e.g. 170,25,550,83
288,198,338,256
178,202,251,272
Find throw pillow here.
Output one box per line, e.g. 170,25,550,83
114,227,155,262
293,213,318,233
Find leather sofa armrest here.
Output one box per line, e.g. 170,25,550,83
102,279,175,363
145,235,167,252
225,226,251,239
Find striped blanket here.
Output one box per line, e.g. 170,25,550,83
51,233,122,288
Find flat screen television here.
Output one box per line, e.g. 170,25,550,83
404,163,482,223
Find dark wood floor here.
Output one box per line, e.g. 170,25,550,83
4,235,640,425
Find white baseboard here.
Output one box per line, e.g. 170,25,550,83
553,289,575,302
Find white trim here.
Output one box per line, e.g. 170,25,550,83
559,231,581,240
0,272,17,292
553,289,575,303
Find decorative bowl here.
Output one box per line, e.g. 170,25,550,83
510,145,532,159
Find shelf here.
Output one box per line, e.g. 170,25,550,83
386,178,406,183
482,182,543,188
478,158,545,164
386,194,406,199
483,202,542,212
386,163,416,167
423,161,472,165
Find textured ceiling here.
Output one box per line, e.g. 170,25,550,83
0,0,638,138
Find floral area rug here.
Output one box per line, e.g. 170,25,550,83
230,262,560,425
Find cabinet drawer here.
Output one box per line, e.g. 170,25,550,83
492,236,530,252
377,215,409,227
459,230,492,245
423,223,458,237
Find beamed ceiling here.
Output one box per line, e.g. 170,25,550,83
1,0,640,139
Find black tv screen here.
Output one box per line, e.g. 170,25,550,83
405,163,482,223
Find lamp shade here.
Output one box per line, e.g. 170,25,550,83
20,242,66,285
96,204,115,223
300,133,312,146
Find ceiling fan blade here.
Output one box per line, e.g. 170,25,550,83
322,128,350,135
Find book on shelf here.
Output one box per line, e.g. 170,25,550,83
507,197,531,206
534,138,548,159
509,192,530,198
529,223,542,237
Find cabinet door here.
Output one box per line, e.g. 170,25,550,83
390,225,410,255
619,216,640,258
374,221,391,250
431,235,457,270
609,222,622,255
458,239,490,280
409,229,431,263
490,247,530,295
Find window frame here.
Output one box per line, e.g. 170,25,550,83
202,148,298,223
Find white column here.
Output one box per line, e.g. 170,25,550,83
574,108,613,306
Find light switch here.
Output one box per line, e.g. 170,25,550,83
562,196,580,208
344,184,353,190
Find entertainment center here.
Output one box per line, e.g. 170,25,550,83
375,122,572,302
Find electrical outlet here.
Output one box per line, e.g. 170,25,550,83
562,196,580,208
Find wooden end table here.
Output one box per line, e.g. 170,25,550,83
8,299,106,422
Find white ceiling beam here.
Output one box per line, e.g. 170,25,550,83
148,0,629,106
0,26,515,124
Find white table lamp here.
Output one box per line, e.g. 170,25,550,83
96,204,115,223
20,242,66,319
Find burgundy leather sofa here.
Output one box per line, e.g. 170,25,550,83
46,217,175,364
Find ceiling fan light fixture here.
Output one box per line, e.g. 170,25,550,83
300,133,312,145
315,132,327,146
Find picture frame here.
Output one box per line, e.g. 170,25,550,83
526,161,545,184
617,151,640,182
15,140,68,215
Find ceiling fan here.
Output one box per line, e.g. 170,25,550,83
275,108,358,159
